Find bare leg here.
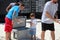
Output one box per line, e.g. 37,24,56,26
5,32,10,40
9,32,11,40
33,35,36,40
51,31,55,40
31,35,33,40
41,31,45,40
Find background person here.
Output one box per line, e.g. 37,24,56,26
41,0,60,40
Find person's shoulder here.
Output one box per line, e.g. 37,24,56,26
11,6,19,11
13,6,19,8
56,3,58,6
45,1,52,6
10,6,17,10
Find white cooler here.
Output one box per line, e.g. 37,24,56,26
12,16,31,40
13,28,31,40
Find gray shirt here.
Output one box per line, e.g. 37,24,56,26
41,1,58,24
10,3,16,7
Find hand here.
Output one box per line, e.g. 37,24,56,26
59,21,60,24
17,19,21,22
54,19,60,24
17,19,23,24
12,21,14,25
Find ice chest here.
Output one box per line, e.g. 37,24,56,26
12,16,31,40
12,16,26,28
13,27,31,40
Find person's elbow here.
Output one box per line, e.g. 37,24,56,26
45,11,51,18
6,5,11,12
45,11,49,17
6,8,8,12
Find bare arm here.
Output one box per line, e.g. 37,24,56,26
46,11,60,24
6,4,12,12
12,11,21,23
13,11,16,16
18,2,21,5
54,13,58,19
13,11,17,21
12,11,16,24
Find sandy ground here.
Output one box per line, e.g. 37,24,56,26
0,19,60,40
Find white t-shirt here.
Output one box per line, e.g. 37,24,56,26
10,3,16,7
30,19,37,28
41,1,58,24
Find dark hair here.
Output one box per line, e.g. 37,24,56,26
15,3,19,5
21,4,25,6
30,13,35,17
16,0,19,3
20,0,23,2
15,0,20,5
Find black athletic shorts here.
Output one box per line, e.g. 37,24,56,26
41,23,55,31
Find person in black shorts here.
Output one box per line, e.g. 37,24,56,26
41,0,60,40
42,23,54,31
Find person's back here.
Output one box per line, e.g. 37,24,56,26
6,6,20,20
6,0,21,12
